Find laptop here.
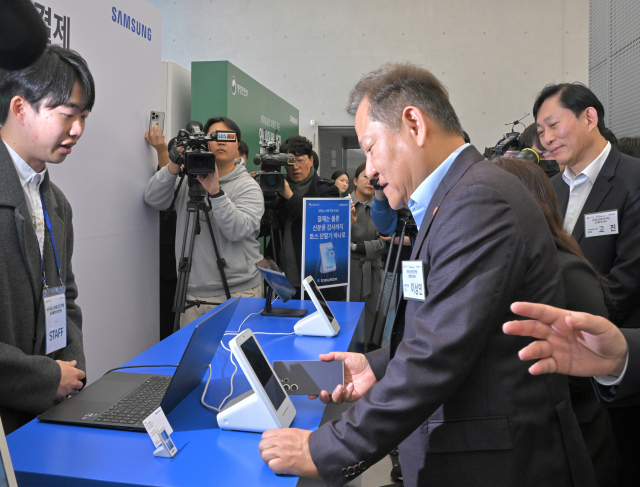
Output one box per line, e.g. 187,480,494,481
0,418,18,487
38,297,240,432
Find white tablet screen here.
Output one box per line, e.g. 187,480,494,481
240,336,286,410
308,279,335,321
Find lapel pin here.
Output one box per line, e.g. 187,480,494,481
433,207,438,216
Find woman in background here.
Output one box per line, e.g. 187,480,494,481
495,157,617,487
349,163,385,341
331,170,350,197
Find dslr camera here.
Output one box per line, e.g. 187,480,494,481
253,141,295,194
170,121,237,175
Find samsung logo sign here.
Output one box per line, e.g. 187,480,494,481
111,7,152,41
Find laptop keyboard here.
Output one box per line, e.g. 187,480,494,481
93,376,172,425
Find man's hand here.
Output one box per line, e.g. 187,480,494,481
380,235,412,246
197,170,221,196
259,428,320,478
145,126,167,154
279,180,293,200
374,189,385,201
310,352,377,404
503,302,628,377
56,360,85,401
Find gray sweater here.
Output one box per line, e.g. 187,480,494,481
144,164,264,297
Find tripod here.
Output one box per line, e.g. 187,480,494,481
172,175,231,332
366,211,418,352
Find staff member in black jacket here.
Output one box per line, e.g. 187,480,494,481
268,135,339,298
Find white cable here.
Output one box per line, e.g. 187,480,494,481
200,352,238,413
202,300,294,413
254,331,296,336
222,297,283,336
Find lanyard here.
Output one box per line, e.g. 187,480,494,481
39,191,63,288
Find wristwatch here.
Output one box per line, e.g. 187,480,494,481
210,189,225,198
351,243,357,252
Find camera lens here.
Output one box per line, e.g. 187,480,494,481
282,378,289,383
290,384,298,392
283,384,290,391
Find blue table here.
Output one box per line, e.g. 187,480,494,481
7,298,364,487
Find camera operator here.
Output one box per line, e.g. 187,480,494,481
267,135,340,299
144,117,264,327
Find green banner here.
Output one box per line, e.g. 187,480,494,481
191,61,300,173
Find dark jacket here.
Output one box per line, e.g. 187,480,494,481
552,146,640,327
0,142,85,434
559,250,617,487
266,172,339,281
309,146,596,486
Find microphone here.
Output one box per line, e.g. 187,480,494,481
0,0,48,70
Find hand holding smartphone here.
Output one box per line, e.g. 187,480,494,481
273,360,344,396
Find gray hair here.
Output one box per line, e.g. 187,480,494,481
347,63,463,135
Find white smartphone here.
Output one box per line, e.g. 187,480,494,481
149,111,165,134
229,330,296,429
157,426,177,457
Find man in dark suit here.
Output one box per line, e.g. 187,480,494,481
258,64,595,486
534,83,640,328
535,83,640,485
267,135,340,299
0,45,92,434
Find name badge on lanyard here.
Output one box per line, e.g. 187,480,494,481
402,261,426,301
40,191,67,354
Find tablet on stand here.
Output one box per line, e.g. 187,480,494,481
217,329,296,433
255,260,307,318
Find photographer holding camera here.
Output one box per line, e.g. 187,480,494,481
144,117,264,327
266,135,340,298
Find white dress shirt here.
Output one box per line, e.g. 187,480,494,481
2,140,47,255
562,142,611,235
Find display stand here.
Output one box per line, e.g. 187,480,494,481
217,390,281,433
294,311,336,337
261,285,307,318
153,444,173,458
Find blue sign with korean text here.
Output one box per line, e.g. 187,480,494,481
301,198,351,294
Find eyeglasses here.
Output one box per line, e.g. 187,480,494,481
293,156,310,166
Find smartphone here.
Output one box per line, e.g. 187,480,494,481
157,426,177,457
273,360,344,395
149,111,165,135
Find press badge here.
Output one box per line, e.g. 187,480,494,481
402,261,426,301
584,210,619,238
44,285,67,354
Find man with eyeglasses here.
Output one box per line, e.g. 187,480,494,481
267,135,339,298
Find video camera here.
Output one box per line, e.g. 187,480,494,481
170,121,237,176
483,114,529,159
253,141,295,194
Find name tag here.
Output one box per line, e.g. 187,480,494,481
585,210,619,238
402,261,426,301
44,285,67,354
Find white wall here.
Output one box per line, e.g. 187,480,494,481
40,0,162,382
146,0,588,150
160,60,191,153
